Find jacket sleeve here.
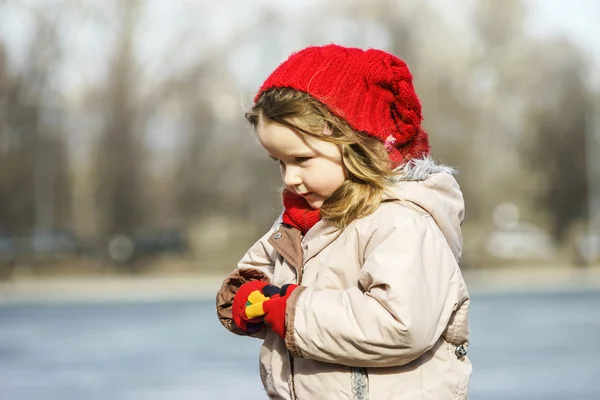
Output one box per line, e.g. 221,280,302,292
285,210,461,367
216,225,279,338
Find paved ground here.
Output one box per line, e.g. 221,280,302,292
1,265,599,304
1,289,599,399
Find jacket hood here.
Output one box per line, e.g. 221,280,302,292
384,156,465,261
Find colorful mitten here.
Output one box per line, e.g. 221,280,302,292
262,284,299,340
232,281,280,333
232,280,268,333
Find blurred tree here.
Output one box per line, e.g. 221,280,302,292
174,80,217,221
0,65,37,234
474,0,525,53
0,9,71,237
523,40,590,240
164,12,285,227
468,0,530,222
472,0,593,244
94,0,145,239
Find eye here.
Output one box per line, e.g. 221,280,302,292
270,157,285,168
295,157,311,164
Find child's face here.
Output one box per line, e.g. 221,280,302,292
257,117,346,209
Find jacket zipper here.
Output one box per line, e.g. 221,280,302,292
289,261,304,400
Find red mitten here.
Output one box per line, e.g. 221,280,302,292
262,284,299,340
232,280,269,333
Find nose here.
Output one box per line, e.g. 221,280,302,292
282,164,302,188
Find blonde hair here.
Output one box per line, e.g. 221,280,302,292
246,88,396,229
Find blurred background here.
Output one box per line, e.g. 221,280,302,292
0,0,599,399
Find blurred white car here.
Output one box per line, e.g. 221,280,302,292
574,230,600,266
485,223,556,262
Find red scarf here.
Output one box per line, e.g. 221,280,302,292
281,190,321,235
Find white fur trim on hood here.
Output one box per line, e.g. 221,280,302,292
391,156,457,182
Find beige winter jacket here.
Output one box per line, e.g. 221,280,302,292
216,158,471,399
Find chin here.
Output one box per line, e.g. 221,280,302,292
307,200,323,209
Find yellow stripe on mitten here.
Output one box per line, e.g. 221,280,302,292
244,290,269,320
247,290,268,305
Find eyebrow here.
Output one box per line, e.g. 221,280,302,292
268,152,315,159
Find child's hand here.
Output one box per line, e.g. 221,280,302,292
232,281,280,333
261,284,299,340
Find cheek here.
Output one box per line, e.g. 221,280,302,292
333,169,346,188
321,163,346,191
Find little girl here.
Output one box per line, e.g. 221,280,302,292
216,44,471,400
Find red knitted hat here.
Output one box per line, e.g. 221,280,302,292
255,44,430,165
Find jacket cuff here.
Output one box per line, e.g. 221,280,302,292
216,268,271,336
284,286,307,357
